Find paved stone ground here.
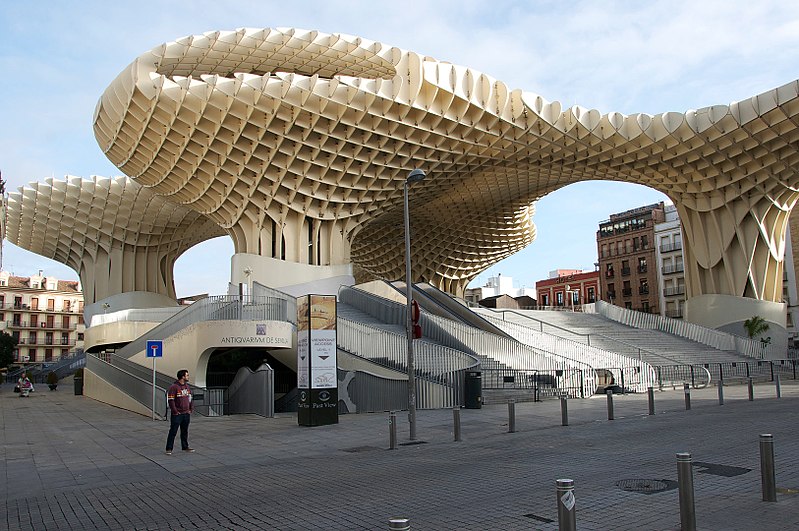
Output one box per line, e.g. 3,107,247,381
1,379,798,530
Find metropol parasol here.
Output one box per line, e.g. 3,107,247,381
7,27,799,337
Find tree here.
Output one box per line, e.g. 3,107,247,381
0,331,17,369
743,315,770,339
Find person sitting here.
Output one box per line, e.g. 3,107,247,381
17,373,34,397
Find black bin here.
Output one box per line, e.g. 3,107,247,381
74,377,84,395
464,370,482,409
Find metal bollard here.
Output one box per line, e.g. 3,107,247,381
453,406,461,442
718,380,724,405
388,517,410,530
775,374,781,399
648,386,655,415
760,434,777,502
677,453,697,531
748,378,754,401
556,479,577,531
389,411,397,450
684,383,691,410
507,399,516,433
606,389,614,420
561,397,569,426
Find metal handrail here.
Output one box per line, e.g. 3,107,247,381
595,300,777,359
339,286,598,398
484,307,681,365
86,354,168,419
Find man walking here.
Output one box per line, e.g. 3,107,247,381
165,369,194,455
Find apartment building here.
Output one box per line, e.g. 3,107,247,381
597,203,665,313
536,269,599,309
0,270,85,364
654,204,686,318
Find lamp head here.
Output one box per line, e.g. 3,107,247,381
406,168,426,184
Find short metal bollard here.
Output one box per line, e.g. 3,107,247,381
606,389,614,420
507,399,516,433
453,406,461,442
775,375,781,399
748,378,754,401
648,386,655,415
389,411,397,450
684,383,691,410
718,380,725,405
677,452,697,531
561,397,569,426
760,434,777,502
556,479,576,531
388,517,410,530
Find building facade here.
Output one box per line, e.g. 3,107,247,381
464,274,536,305
0,271,85,364
597,203,665,313
654,204,686,318
536,270,600,309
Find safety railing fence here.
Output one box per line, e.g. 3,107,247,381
479,313,659,392
595,300,777,359
487,307,675,365
86,354,168,419
337,318,476,409
339,286,599,398
481,368,586,399
338,368,408,414
114,295,292,359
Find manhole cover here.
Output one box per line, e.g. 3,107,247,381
616,479,678,495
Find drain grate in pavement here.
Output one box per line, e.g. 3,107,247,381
341,446,381,453
616,479,678,495
398,440,427,446
523,513,554,523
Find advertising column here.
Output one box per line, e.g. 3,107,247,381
297,294,338,426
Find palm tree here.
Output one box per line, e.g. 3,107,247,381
743,315,770,339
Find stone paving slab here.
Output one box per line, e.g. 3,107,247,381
1,380,798,529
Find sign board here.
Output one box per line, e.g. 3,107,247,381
146,340,163,358
297,294,338,427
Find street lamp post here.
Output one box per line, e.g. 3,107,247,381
404,168,425,440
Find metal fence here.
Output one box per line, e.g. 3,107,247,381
339,286,599,398
114,295,293,359
594,300,776,359
86,354,168,419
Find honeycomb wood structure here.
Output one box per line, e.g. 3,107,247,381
4,26,792,328
4,176,225,304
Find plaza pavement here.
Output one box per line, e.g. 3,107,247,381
1,378,798,530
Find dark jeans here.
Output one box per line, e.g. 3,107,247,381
166,412,191,451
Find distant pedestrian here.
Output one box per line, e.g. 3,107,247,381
165,369,194,455
17,372,34,397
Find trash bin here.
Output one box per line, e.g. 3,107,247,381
74,376,84,395
464,370,482,409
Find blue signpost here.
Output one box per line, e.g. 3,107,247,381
146,340,163,420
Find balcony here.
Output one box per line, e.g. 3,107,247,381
666,309,684,318
661,264,685,275
659,242,683,253
605,270,615,278
606,291,616,299
637,265,648,273
663,286,686,297
2,302,82,313
15,337,78,347
5,320,78,330
639,286,649,295
622,288,633,297
621,267,631,276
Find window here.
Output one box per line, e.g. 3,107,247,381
638,257,647,273
61,332,69,345
601,244,608,258
633,237,640,251
29,332,37,344
625,302,633,309
77,332,84,341
641,235,649,249
62,316,70,328
30,315,38,327
622,260,630,276
45,332,53,345
31,297,38,310
605,263,614,278
642,301,650,312
47,299,55,311
63,300,71,312
61,348,69,358
588,287,596,302
556,292,564,306
45,348,53,361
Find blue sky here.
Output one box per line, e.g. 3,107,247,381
2,1,799,297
